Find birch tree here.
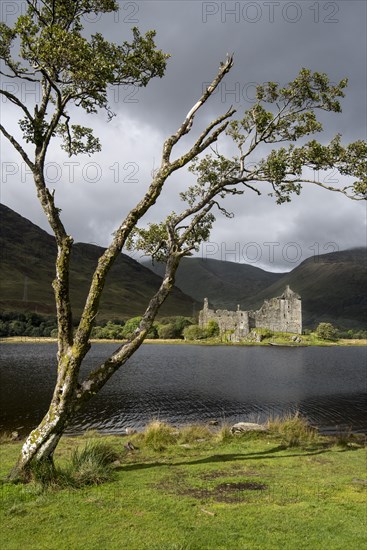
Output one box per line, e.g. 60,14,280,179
1,1,365,479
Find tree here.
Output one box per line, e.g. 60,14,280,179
157,323,177,340
316,323,338,341
182,324,208,341
1,1,365,478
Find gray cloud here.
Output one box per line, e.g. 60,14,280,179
1,0,366,271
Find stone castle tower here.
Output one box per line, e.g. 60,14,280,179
199,286,302,339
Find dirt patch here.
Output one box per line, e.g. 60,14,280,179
175,480,268,503
216,481,267,491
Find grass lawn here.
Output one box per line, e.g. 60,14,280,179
0,425,366,550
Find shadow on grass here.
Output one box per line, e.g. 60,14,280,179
119,445,333,472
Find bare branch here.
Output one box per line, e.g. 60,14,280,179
286,178,366,200
0,65,40,82
0,124,34,170
0,90,34,121
162,55,234,164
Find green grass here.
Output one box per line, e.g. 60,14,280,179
0,422,366,550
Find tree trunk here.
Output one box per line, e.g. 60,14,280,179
9,353,79,480
9,407,68,480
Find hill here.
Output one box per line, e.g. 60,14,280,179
0,204,198,320
142,257,282,310
246,248,367,328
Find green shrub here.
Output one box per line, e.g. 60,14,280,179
206,320,219,337
121,317,142,339
182,324,207,340
157,323,177,339
315,322,337,341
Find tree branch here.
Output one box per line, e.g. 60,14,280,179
285,177,366,200
75,253,181,405
0,124,34,170
162,55,234,164
0,91,34,121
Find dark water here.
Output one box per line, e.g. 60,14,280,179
0,343,366,435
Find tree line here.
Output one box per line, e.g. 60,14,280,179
0,312,365,340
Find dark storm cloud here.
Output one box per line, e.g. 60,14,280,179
1,0,366,270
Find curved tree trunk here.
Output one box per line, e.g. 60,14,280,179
9,353,79,480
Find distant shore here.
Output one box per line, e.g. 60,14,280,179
0,336,366,346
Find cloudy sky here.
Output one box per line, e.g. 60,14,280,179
1,0,366,271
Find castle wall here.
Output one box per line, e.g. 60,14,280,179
199,299,246,334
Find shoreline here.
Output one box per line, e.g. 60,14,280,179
0,336,366,346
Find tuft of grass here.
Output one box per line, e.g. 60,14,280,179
333,426,354,448
0,432,14,444
0,431,22,444
142,420,178,451
29,459,59,488
178,424,213,444
267,412,319,447
68,441,120,486
215,423,233,443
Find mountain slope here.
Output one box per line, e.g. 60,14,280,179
143,249,367,328
246,249,367,328
142,257,283,310
0,204,198,319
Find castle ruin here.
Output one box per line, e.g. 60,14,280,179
199,286,302,340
